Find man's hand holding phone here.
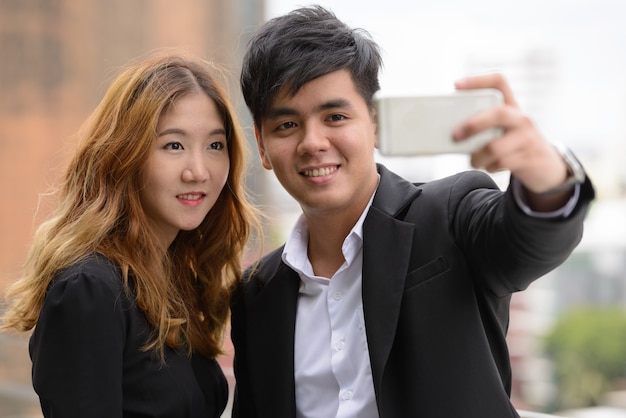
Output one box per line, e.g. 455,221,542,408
376,72,580,211
453,73,571,198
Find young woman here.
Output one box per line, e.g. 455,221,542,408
1,52,260,417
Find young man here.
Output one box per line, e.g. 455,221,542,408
231,6,595,418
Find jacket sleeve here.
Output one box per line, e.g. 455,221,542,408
450,171,595,296
30,267,126,418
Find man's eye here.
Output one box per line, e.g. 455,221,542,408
329,114,346,122
277,121,297,131
164,142,183,150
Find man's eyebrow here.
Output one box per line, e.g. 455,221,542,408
266,98,353,119
265,107,297,120
317,98,351,111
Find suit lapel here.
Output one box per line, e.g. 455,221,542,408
362,165,422,396
362,208,415,392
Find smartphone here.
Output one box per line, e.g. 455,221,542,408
374,89,504,156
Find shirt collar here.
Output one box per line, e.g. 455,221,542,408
282,175,380,277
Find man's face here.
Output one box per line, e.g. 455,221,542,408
255,69,379,219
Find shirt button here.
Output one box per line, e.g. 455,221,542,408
335,340,345,351
342,390,353,400
333,291,343,301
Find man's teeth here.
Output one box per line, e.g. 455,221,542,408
304,167,336,177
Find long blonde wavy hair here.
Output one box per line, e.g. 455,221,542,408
1,52,261,359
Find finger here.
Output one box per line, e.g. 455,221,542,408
470,143,506,170
455,73,519,108
469,129,529,170
453,104,528,142
471,146,520,173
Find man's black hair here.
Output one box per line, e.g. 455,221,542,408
241,5,383,128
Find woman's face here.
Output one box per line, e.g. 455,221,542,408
140,91,230,247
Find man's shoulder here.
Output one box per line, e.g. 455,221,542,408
406,170,500,209
233,246,298,307
241,246,286,284
418,170,498,190
377,164,497,196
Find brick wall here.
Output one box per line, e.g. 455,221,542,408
0,1,262,416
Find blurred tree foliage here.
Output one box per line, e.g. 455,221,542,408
544,307,626,409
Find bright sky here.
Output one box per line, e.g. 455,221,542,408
265,0,626,179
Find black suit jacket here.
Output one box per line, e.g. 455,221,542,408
231,164,594,418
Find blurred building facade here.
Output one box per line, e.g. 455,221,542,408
0,1,264,416
2,1,625,416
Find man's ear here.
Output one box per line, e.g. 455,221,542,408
371,106,379,149
254,124,273,170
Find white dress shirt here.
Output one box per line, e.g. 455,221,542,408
282,190,380,418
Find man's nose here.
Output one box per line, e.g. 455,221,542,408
297,123,330,155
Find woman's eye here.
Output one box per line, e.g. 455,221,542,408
209,141,225,150
164,142,183,150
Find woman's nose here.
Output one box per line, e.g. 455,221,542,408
181,153,208,182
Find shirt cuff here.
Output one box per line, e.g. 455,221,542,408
512,177,581,219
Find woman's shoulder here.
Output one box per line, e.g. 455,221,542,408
48,253,126,303
35,254,133,342
58,252,119,275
